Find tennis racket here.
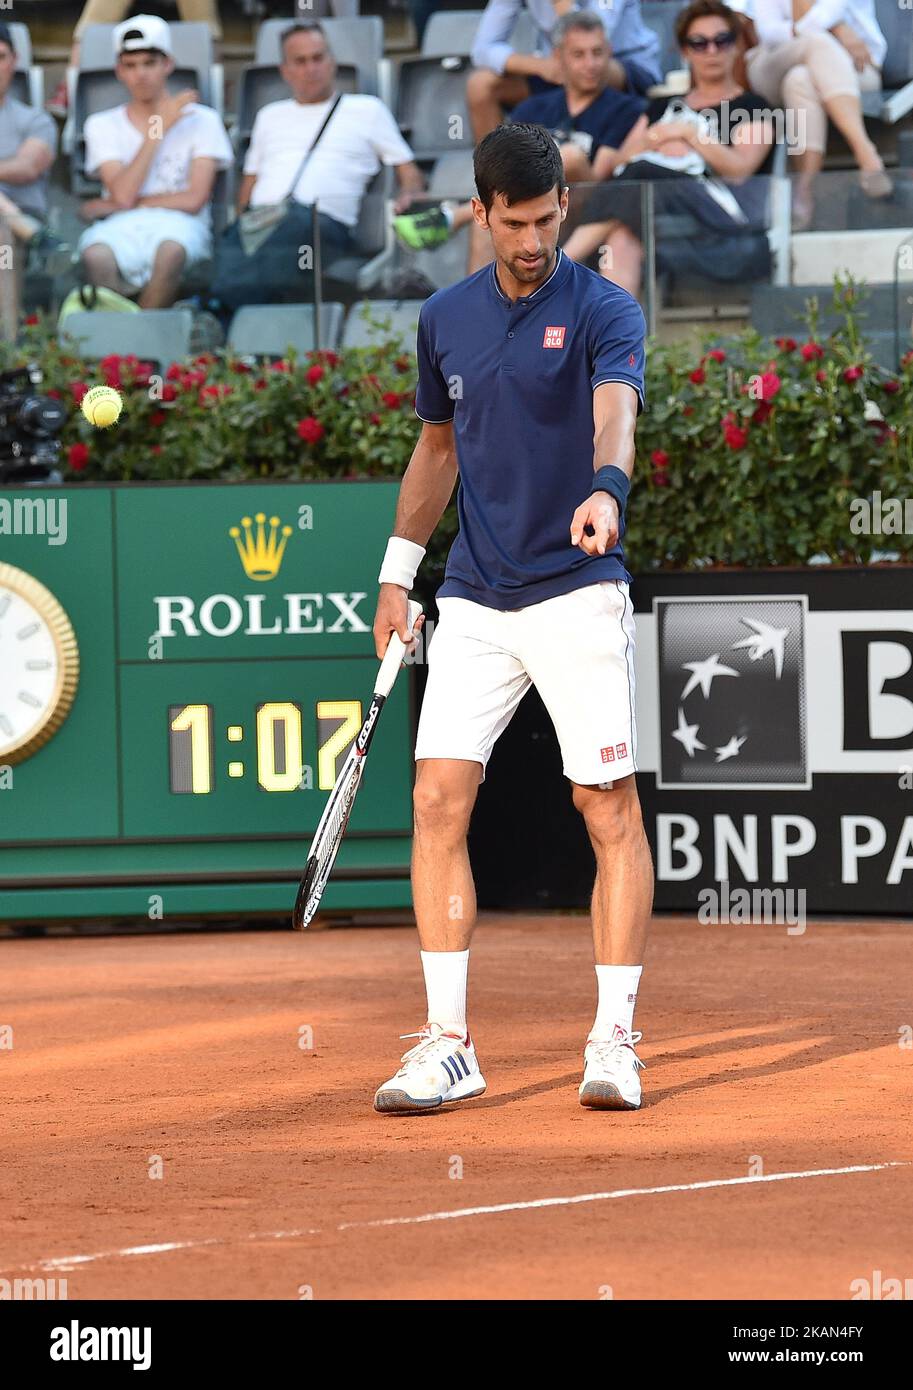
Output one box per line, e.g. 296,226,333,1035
292,599,423,931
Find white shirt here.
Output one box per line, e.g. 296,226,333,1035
84,102,234,230
243,93,414,229
751,0,887,69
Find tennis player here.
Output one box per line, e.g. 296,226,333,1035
372,122,654,1114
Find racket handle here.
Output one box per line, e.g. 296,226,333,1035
375,599,423,698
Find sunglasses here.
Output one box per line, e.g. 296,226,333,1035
683,30,737,51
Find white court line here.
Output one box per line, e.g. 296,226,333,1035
5,1162,908,1276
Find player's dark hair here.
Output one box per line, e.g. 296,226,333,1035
474,123,566,215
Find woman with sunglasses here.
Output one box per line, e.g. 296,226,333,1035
562,0,777,296
745,0,891,229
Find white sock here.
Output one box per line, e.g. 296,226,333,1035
439,199,456,228
420,949,469,1038
591,964,642,1040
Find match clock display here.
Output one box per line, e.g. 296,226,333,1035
0,562,79,765
0,483,414,922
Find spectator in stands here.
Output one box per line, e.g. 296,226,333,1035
207,22,425,316
468,0,664,138
745,0,891,230
48,0,222,115
0,22,67,270
562,0,777,295
395,11,646,272
76,15,233,309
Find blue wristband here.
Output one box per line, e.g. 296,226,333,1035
590,465,630,512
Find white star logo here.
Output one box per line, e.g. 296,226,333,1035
731,617,790,679
681,653,740,700
715,734,747,762
671,707,706,758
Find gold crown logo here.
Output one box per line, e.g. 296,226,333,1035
229,513,293,582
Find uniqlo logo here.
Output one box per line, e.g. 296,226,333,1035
600,746,616,763
628,352,636,366
543,326,566,349
616,742,628,759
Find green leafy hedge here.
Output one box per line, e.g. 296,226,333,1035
8,275,911,603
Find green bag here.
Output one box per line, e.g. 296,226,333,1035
57,283,139,332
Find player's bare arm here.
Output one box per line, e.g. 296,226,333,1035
373,420,458,657
570,380,638,556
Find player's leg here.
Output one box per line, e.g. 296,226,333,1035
519,579,654,1109
374,598,531,1114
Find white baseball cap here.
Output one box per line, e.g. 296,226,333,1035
113,14,173,58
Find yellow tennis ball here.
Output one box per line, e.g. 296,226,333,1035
82,385,123,428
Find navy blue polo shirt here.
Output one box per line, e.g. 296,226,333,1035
415,249,646,611
510,86,646,158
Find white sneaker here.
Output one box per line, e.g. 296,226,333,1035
374,1021,487,1114
579,1024,645,1110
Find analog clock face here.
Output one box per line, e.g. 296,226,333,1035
0,563,79,765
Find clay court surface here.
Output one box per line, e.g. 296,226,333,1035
1,914,910,1301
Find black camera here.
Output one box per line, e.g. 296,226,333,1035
0,363,67,485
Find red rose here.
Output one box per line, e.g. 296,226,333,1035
71,381,89,404
774,336,797,352
364,372,380,387
322,350,341,367
369,412,382,425
757,370,781,401
651,449,670,467
723,422,749,449
653,468,671,487
843,365,864,382
150,445,162,455
46,388,62,399
23,313,39,326
689,367,706,384
67,442,89,471
752,401,774,424
706,349,727,362
394,355,411,372
297,416,324,443
165,362,183,380
150,411,167,426
271,359,290,372
682,405,695,416
382,391,401,409
254,378,268,391
230,359,252,374
882,379,901,394
199,384,221,401
815,370,828,383
306,364,325,385
800,342,824,361
162,383,177,402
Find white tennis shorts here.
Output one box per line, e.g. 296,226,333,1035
78,208,212,290
414,580,637,787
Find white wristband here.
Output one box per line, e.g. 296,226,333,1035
378,536,426,589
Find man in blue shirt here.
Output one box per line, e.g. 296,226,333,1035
394,12,645,262
469,0,662,139
373,122,654,1118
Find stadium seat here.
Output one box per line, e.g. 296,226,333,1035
341,298,425,351
254,16,383,96
862,0,913,124
7,23,43,107
63,22,224,160
640,2,686,86
421,10,484,58
750,283,899,368
226,302,345,355
321,164,397,296
393,54,474,159
59,309,194,367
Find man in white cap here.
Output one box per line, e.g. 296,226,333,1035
77,14,233,307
